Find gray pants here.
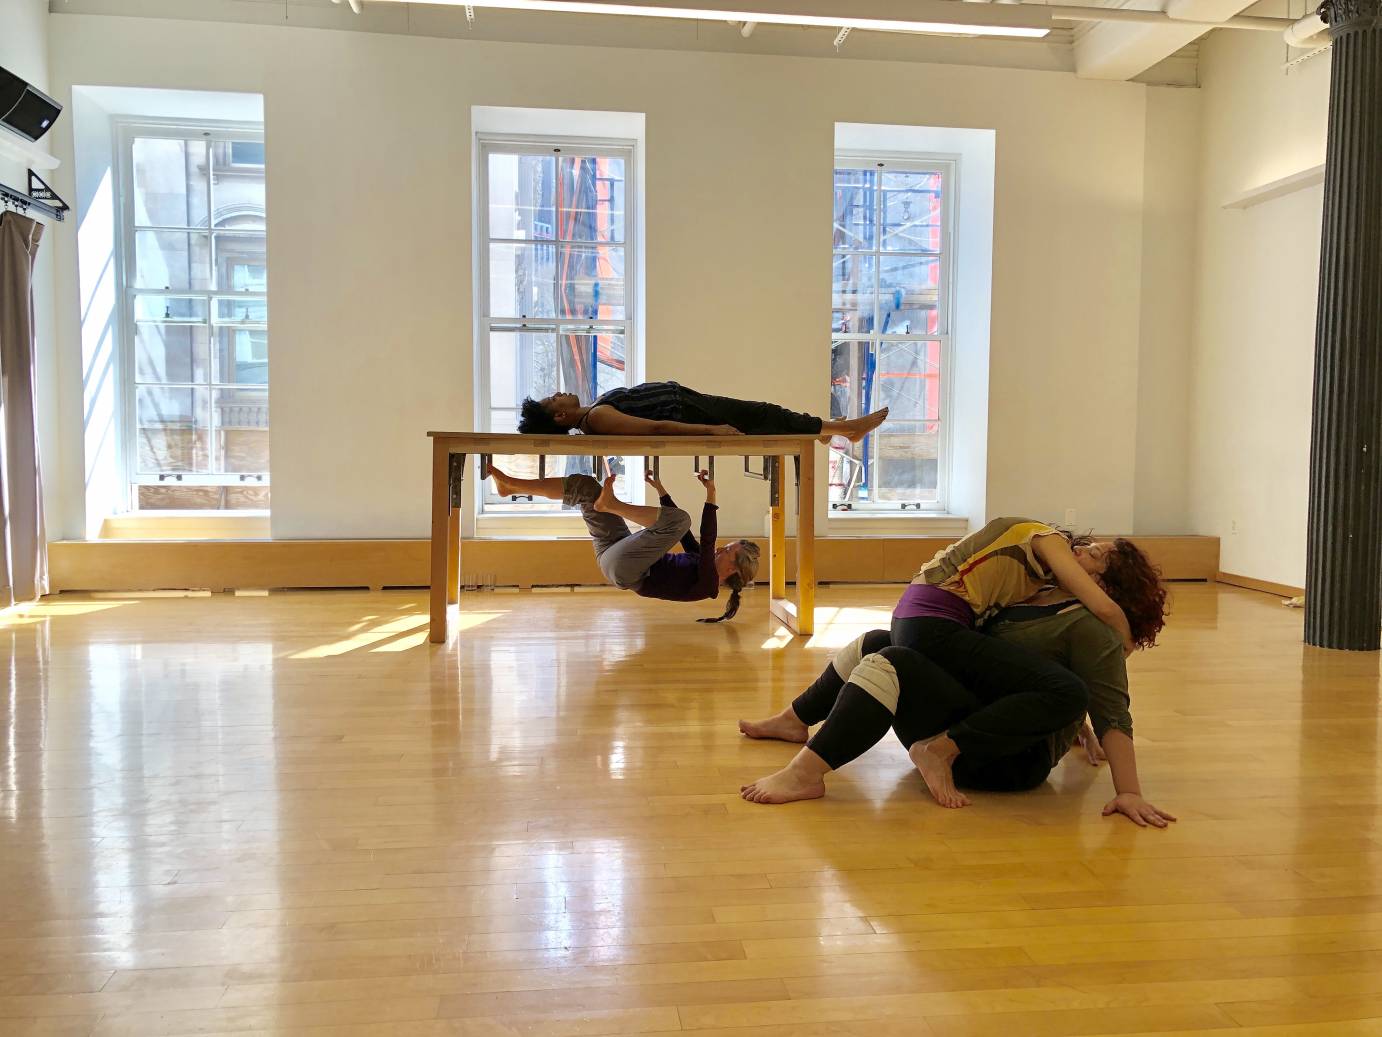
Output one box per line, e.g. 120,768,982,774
563,475,692,590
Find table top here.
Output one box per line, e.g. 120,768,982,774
427,431,819,456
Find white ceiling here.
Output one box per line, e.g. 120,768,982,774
49,0,1210,84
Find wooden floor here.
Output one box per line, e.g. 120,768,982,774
3,583,1381,1037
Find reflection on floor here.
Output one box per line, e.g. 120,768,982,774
3,583,1381,1036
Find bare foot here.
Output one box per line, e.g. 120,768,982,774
740,763,825,805
738,710,809,743
486,464,515,496
844,407,890,444
592,474,619,513
908,736,971,809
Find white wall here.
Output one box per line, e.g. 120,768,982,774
44,13,1191,540
1188,31,1330,585
0,0,57,544
1133,85,1199,535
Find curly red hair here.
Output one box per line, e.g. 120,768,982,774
1097,538,1168,649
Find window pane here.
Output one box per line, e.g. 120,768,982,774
132,137,208,228
136,322,210,384
489,325,629,408
215,328,269,384
489,242,556,318
833,167,877,251
137,485,225,510
215,298,269,323
211,141,266,228
828,340,939,506
558,244,625,320
227,141,265,166
560,155,625,243
832,254,875,335
873,419,939,503
214,387,270,474
213,232,267,292
136,386,209,474
134,230,211,291
876,340,941,422
488,328,559,407
134,295,208,322
562,329,627,399
488,153,556,240
881,170,942,252
878,255,940,335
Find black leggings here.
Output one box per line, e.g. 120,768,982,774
680,390,823,436
791,632,1056,791
891,615,1088,770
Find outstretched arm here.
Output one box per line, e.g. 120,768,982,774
1034,535,1135,655
694,470,719,594
1100,730,1177,828
583,406,742,437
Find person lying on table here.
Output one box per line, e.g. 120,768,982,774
518,380,889,442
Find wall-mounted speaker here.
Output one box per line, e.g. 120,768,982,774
0,65,62,143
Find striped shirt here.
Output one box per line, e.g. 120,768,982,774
911,517,1061,622
584,381,689,427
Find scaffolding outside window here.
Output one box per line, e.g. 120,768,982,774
831,155,954,512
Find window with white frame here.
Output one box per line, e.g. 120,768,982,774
119,123,269,511
477,139,635,513
830,156,952,512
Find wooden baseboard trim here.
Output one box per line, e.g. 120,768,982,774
1216,571,1304,599
48,534,1221,593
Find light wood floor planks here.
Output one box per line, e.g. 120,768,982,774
2,582,1380,1036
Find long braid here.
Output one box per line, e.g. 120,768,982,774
699,575,744,624
698,540,760,624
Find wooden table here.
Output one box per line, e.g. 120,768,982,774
427,432,819,644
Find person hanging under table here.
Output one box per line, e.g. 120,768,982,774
485,462,760,623
517,380,889,442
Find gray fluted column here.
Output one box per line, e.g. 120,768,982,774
1304,0,1382,650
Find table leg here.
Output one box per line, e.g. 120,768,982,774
428,440,451,644
447,503,461,605
795,444,816,636
770,455,787,601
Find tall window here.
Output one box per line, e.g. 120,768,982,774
831,157,952,512
119,124,269,511
477,139,634,513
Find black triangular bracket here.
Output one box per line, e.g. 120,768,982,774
27,170,70,218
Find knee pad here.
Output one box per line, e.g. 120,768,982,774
845,653,902,713
831,629,892,680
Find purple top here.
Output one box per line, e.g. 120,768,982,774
892,583,976,627
635,496,720,603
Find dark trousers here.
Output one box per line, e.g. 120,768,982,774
791,632,1055,791
680,390,823,435
890,616,1088,769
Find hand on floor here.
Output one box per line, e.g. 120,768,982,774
1103,792,1177,828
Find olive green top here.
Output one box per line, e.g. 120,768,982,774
987,603,1134,765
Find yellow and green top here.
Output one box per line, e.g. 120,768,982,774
911,517,1063,620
